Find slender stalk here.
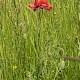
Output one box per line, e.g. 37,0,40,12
63,56,80,62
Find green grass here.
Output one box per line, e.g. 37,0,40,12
0,0,80,80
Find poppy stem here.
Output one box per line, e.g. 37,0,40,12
41,9,43,14
37,9,44,58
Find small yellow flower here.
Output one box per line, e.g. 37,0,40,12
59,6,61,9
58,60,65,70
75,13,76,15
54,12,56,15
12,65,17,70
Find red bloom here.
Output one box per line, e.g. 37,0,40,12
29,0,52,11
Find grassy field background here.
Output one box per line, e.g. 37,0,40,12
0,0,80,80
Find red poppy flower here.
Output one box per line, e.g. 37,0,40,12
29,0,52,11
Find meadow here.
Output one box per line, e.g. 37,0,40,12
0,0,80,80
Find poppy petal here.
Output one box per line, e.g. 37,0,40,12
46,3,52,10
29,4,35,8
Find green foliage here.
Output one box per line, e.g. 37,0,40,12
0,0,80,80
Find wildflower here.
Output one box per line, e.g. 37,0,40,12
54,12,56,15
29,0,52,11
59,6,61,9
23,33,26,39
58,60,65,70
12,65,17,70
65,6,68,8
